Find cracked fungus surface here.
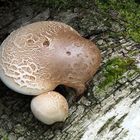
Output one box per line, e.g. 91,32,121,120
0,21,101,95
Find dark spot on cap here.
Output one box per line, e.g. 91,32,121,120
27,39,34,44
43,40,49,47
66,51,71,56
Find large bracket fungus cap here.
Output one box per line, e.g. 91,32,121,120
0,21,101,96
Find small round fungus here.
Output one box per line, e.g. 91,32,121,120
31,91,68,125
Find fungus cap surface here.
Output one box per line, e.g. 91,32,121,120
0,21,101,95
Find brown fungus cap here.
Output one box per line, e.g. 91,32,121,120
0,21,101,95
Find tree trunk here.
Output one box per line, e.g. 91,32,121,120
0,1,140,140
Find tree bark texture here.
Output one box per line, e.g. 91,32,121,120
0,1,140,140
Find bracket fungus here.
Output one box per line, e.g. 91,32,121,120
0,21,101,124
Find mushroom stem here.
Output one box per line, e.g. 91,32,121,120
31,91,68,125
